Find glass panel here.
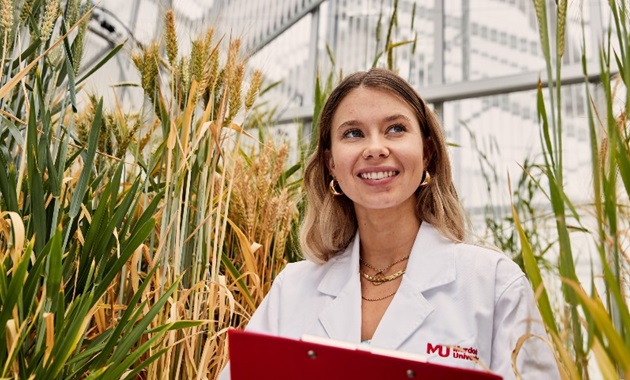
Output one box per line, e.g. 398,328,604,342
442,84,592,224
322,0,438,88
249,14,314,110
444,0,600,84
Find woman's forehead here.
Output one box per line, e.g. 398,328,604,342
330,88,419,125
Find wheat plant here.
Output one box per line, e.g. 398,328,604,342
511,1,630,378
0,2,302,378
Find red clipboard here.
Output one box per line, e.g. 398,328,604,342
228,329,502,380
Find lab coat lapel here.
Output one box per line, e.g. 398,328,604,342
371,223,456,350
316,235,362,343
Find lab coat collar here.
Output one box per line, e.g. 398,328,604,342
316,235,362,342
403,222,456,292
315,222,457,348
372,222,456,349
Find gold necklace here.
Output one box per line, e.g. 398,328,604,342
362,290,397,302
360,255,410,275
361,269,405,285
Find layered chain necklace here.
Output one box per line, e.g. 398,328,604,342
360,255,410,277
361,269,406,285
360,255,410,301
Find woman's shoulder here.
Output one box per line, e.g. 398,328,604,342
450,240,527,296
425,223,520,273
281,259,322,277
454,239,522,269
277,250,347,282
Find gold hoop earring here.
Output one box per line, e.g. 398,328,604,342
419,171,431,187
329,178,343,196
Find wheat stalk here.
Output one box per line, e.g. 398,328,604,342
165,9,178,67
39,0,59,41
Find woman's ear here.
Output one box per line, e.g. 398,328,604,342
423,139,433,169
325,149,335,175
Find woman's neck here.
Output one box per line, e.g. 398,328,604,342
356,208,421,267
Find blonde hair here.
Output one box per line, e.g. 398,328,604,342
300,68,466,263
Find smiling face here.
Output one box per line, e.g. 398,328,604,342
326,86,427,216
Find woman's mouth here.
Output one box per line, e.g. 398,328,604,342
359,171,399,180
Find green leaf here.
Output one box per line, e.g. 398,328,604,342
25,249,54,357
563,279,630,373
0,145,18,212
598,249,630,347
56,20,72,84
53,127,71,207
27,99,48,253
108,276,182,365
130,189,163,234
90,264,162,369
145,320,206,333
10,40,42,70
45,228,63,307
536,84,555,170
0,241,33,353
221,252,254,309
42,292,95,378
277,162,301,188
43,117,62,197
615,137,630,198
511,200,558,335
93,168,135,266
69,98,102,219
81,366,110,380
81,177,114,258
64,54,78,113
76,41,126,86
95,218,155,300
103,340,167,380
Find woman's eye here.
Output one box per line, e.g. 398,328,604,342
342,129,363,138
388,124,407,134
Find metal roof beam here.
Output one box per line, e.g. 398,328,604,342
248,0,327,55
420,63,603,103
274,63,607,124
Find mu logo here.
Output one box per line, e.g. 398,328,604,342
427,343,451,357
426,343,479,361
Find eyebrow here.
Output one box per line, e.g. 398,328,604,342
335,114,412,130
383,114,412,123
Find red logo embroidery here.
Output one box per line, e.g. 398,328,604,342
426,343,478,361
427,343,450,357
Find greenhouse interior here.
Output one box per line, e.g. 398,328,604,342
0,0,628,379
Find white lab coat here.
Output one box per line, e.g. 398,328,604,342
219,223,560,380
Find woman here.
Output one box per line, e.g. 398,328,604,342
221,68,559,379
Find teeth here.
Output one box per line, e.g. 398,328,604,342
360,171,397,180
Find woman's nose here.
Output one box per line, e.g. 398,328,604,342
362,138,390,159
